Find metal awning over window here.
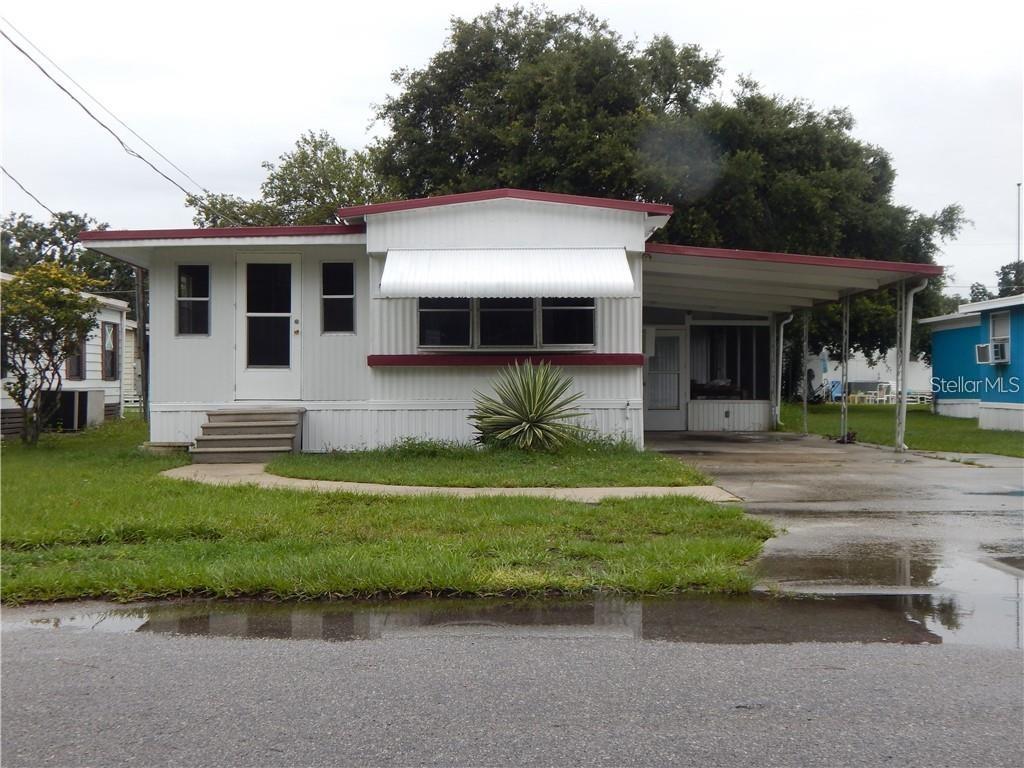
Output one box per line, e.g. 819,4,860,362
378,248,636,298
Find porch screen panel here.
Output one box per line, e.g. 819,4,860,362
648,335,680,409
246,263,291,367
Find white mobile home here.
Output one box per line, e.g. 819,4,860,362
80,189,941,459
1,271,129,437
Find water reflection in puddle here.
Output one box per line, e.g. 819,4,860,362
8,591,1022,650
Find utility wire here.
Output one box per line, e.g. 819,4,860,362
1,165,56,216
0,15,215,199
1,27,248,227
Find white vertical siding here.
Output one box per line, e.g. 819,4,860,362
366,198,649,254
299,245,372,400
304,404,641,452
149,247,236,404
371,367,641,402
687,400,772,431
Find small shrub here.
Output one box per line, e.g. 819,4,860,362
470,362,590,451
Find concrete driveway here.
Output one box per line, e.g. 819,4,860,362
651,431,1024,649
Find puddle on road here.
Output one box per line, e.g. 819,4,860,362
6,591,1021,650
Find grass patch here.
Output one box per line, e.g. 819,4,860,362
781,403,1024,458
267,438,710,487
1,419,770,603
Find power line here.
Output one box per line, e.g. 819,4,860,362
0,27,248,227
1,165,56,216
0,15,216,199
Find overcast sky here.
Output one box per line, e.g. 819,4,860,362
2,0,1021,292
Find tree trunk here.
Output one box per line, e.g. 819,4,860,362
18,404,31,445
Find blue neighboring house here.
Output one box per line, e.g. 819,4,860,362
919,293,1024,431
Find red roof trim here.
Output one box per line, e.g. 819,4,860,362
646,242,943,276
368,353,645,368
78,224,366,242
338,188,675,219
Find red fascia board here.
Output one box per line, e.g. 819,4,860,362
78,224,366,242
646,242,943,276
338,188,675,219
368,353,645,367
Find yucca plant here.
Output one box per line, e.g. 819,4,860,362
470,362,590,451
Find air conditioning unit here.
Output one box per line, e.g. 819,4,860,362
991,338,1010,364
975,343,991,364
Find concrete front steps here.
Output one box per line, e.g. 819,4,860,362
190,408,304,464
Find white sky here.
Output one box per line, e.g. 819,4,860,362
1,0,1021,292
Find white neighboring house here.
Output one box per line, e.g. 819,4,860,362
1,271,129,437
806,349,933,399
79,188,942,461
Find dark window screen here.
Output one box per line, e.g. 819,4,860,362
247,317,290,366
178,265,209,298
542,298,594,345
322,263,354,296
178,300,210,335
247,263,291,313
479,298,534,346
323,298,354,333
419,298,470,346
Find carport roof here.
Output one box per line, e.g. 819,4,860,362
643,242,943,315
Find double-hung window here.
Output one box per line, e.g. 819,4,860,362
177,265,210,335
322,263,355,333
990,311,1011,364
101,322,119,381
417,298,595,349
65,337,87,380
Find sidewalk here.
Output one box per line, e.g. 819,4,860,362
160,463,740,503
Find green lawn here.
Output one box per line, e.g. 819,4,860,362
780,403,1024,457
267,439,709,487
1,419,771,603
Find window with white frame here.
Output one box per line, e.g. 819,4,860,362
990,311,1010,363
322,262,355,333
177,265,210,335
417,298,595,349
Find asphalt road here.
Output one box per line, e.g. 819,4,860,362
2,626,1021,767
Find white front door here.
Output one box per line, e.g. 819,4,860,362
235,254,301,400
644,329,688,431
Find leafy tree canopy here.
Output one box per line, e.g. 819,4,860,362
373,6,720,198
996,260,1023,297
0,211,138,316
1,262,103,444
370,4,965,359
187,130,394,227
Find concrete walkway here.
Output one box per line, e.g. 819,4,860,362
161,463,740,503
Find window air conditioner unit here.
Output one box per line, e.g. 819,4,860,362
991,338,1010,364
975,343,991,365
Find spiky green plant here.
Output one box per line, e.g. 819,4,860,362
470,362,590,451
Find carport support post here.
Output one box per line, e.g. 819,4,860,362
775,314,793,428
839,295,850,441
895,279,929,453
801,310,809,435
